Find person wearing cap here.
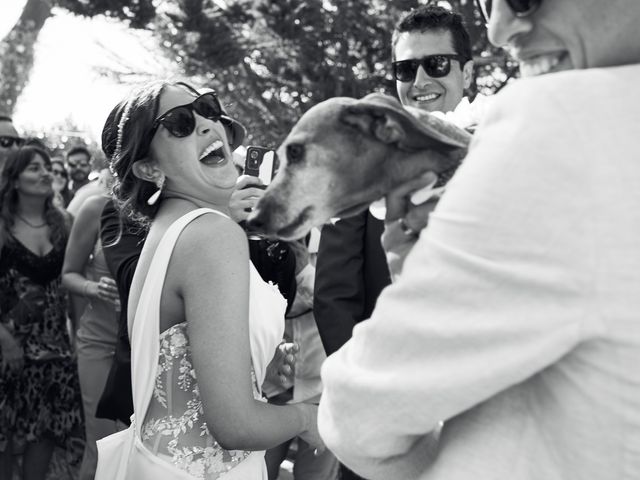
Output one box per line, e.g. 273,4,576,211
318,0,640,479
0,115,24,172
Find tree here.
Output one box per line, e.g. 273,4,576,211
0,0,52,114
2,0,515,145
148,0,514,145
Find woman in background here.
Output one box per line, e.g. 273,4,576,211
50,158,73,208
62,187,121,480
0,146,83,480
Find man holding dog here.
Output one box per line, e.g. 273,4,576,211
313,7,473,479
319,0,640,479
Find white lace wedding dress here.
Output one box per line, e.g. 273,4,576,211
95,208,286,480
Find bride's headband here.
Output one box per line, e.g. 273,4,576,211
112,98,134,174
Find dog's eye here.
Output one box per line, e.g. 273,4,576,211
286,144,305,164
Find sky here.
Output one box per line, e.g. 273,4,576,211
12,8,178,144
0,0,28,40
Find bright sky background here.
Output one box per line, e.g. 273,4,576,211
0,0,28,40
12,8,179,143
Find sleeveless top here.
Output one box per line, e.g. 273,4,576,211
0,235,72,361
135,209,286,479
76,237,119,346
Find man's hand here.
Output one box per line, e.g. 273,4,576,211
385,171,441,235
229,175,266,223
382,172,443,280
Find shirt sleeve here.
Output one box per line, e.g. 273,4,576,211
318,81,604,479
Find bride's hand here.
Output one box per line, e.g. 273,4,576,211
297,403,326,453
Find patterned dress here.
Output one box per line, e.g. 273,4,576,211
140,323,259,478
0,234,83,452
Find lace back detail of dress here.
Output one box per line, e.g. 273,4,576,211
141,323,261,479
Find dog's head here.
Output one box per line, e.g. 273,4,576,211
246,93,471,240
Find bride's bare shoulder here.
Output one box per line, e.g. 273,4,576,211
175,212,248,261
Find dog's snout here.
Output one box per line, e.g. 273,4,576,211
245,205,271,235
245,215,264,233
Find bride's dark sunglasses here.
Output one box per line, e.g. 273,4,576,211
392,54,465,82
475,0,541,23
149,91,224,139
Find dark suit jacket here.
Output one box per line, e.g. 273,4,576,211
314,210,391,356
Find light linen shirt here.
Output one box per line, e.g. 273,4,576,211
318,64,640,480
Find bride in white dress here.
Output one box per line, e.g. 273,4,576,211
94,81,322,480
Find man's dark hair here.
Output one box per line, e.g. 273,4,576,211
391,5,472,63
66,145,91,161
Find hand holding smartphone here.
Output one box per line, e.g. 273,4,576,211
244,146,277,188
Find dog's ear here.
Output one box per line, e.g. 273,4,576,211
340,93,471,153
340,106,406,145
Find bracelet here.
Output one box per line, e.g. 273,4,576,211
398,217,420,238
82,280,91,298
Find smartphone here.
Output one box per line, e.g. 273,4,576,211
244,146,277,187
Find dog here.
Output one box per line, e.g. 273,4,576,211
246,93,471,241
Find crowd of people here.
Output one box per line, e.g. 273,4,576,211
0,0,638,479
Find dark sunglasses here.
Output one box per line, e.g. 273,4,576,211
0,136,25,148
68,161,90,168
149,91,225,139
392,54,465,83
475,0,542,23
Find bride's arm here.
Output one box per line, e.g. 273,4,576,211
173,214,319,451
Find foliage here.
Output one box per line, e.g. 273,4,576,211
56,0,156,28
23,118,100,155
146,0,516,146
3,0,517,147
150,0,406,145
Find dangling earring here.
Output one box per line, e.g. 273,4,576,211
147,176,164,205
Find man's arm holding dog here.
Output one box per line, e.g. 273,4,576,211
317,84,601,479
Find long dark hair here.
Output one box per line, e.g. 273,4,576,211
102,80,169,228
0,146,71,251
103,80,246,228
51,158,73,207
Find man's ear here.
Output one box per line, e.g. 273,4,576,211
340,106,406,146
462,59,474,90
131,159,163,184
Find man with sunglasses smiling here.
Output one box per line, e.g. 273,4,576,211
318,1,640,479
0,115,24,171
391,6,474,114
314,7,473,480
66,145,93,195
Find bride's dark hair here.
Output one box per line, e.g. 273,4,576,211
102,80,168,228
